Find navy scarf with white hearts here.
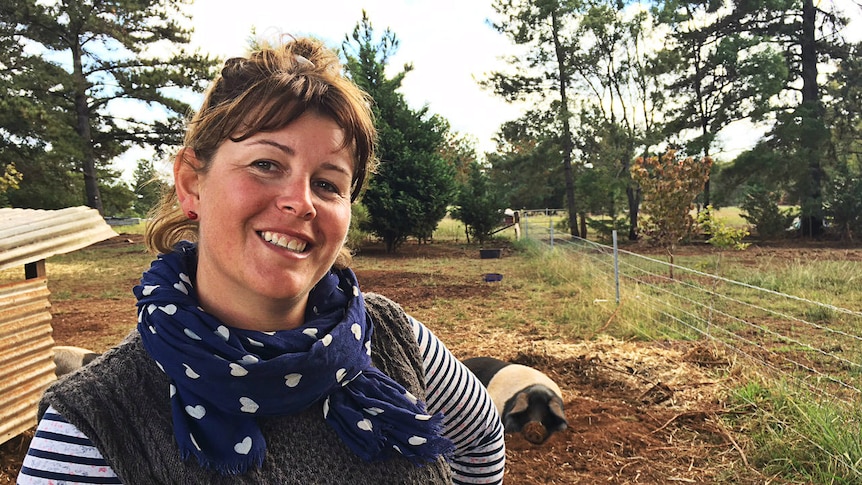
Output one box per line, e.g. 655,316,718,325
134,241,452,474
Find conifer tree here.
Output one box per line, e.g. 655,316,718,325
342,12,455,252
0,0,218,213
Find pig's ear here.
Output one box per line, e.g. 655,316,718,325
510,392,530,415
549,398,568,429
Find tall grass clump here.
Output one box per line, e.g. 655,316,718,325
511,243,666,340
727,378,862,484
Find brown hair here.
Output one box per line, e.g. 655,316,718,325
145,36,377,267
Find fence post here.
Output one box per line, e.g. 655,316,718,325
549,211,554,248
613,230,620,304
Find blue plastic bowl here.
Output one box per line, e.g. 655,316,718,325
483,273,503,282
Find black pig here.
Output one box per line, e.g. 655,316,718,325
463,356,567,444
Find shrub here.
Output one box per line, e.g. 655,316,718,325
697,206,750,250
347,203,371,249
740,187,795,239
824,174,862,241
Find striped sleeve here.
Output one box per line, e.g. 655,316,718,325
409,316,506,484
17,406,122,484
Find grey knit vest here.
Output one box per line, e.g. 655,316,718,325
40,293,452,485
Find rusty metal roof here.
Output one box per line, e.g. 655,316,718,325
0,206,118,272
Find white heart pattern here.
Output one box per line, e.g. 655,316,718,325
303,328,318,338
190,433,201,451
285,373,302,387
239,397,259,413
364,407,384,416
173,282,188,295
215,325,230,341
183,328,201,340
335,368,347,383
185,404,206,419
247,337,263,347
183,364,200,379
408,436,427,446
142,285,159,296
357,419,373,432
229,363,248,377
234,437,253,455
321,334,333,346
159,304,177,315
179,272,192,285
351,323,362,340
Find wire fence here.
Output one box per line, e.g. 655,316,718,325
517,211,862,475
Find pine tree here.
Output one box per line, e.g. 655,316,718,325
342,12,455,252
0,0,218,213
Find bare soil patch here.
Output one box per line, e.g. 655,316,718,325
1,236,830,483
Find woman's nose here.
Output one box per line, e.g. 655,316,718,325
276,179,316,220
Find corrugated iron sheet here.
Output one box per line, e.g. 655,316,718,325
0,206,117,444
0,278,55,444
0,206,118,272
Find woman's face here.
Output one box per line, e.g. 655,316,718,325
178,111,354,329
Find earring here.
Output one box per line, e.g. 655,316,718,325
187,211,198,220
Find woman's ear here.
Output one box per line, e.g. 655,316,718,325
175,147,202,214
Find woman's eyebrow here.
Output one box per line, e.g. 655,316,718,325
320,162,351,177
251,139,351,177
251,139,294,155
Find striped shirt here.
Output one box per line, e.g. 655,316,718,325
18,317,505,484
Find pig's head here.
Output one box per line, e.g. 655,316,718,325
502,384,568,444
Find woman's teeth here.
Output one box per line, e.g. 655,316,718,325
261,231,307,252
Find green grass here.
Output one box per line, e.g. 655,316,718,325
45,241,150,301
727,379,862,484
18,214,862,484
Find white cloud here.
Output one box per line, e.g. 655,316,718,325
186,0,522,151
116,0,524,181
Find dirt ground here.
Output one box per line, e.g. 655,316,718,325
3,236,840,484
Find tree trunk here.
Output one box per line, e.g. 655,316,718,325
72,39,102,213
551,9,580,238
799,0,825,236
579,211,587,239
626,184,639,241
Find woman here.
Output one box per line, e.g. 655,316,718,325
18,37,505,484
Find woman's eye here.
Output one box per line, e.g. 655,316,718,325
314,180,342,195
252,160,277,171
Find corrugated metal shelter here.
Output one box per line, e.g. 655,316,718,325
0,207,117,445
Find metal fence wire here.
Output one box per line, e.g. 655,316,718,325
518,211,862,396
517,215,862,476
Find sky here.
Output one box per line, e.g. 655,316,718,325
117,0,523,180
116,0,861,181
185,0,525,153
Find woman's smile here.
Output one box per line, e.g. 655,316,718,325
178,110,354,330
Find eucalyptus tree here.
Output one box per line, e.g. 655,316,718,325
725,0,852,236
567,2,669,240
654,0,787,207
342,12,456,251
486,110,566,211
486,0,670,240
485,0,582,237
0,0,218,213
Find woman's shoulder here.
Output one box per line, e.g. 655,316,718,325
39,330,161,418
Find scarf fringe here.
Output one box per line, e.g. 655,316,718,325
180,447,266,476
